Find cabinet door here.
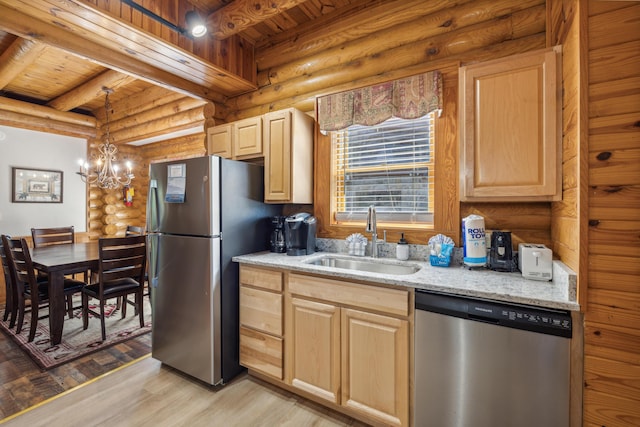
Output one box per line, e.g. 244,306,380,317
341,308,409,427
264,110,292,202
207,124,233,158
289,297,340,404
459,47,561,201
234,116,262,159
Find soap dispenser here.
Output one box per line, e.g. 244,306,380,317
396,233,409,261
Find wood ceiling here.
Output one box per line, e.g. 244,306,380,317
0,0,358,124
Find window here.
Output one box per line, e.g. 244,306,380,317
331,113,435,225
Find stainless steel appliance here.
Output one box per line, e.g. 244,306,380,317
415,290,572,427
147,155,280,385
284,213,316,256
488,230,517,272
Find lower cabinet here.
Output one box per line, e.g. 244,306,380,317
289,297,341,403
238,265,284,380
286,273,410,427
341,308,409,426
238,265,411,427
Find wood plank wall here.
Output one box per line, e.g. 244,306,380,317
582,2,640,426
84,0,255,84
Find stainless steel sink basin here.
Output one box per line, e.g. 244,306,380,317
305,256,420,275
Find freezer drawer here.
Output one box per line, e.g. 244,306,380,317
151,234,221,385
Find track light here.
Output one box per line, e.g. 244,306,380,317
186,11,207,38
122,0,207,38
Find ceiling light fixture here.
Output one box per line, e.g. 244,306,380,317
121,0,207,38
77,87,134,189
185,10,207,38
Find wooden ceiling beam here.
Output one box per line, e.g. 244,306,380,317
47,70,137,112
207,0,308,39
0,95,97,138
0,96,97,127
0,37,47,90
0,1,253,102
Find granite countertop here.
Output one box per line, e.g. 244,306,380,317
233,251,579,311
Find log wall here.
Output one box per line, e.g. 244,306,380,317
224,0,552,248
87,93,213,237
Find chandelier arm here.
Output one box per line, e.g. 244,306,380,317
77,87,134,190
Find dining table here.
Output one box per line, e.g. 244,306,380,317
30,241,99,345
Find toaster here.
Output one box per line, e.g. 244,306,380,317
518,243,553,281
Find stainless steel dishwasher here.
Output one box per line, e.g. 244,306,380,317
414,290,572,427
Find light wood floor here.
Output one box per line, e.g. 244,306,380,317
1,355,368,427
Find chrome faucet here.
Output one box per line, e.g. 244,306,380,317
365,205,386,258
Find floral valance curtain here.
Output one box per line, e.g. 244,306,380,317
317,70,443,133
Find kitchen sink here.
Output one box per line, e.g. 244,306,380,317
304,255,421,275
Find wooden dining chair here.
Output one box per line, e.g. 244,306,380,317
123,225,150,310
31,225,89,296
31,226,75,247
3,236,85,342
82,235,146,341
1,235,18,328
125,225,145,236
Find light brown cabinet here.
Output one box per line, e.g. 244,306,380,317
286,273,410,426
459,46,562,201
206,116,262,160
264,108,314,204
289,297,341,404
207,123,233,158
207,108,314,204
238,265,284,379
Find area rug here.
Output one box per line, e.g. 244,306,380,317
0,295,151,370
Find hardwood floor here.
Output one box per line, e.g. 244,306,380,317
2,355,368,426
0,328,151,420
1,329,367,426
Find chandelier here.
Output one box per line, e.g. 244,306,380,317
77,87,134,189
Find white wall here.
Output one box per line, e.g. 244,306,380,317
0,125,87,236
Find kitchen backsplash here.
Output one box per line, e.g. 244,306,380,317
316,238,464,266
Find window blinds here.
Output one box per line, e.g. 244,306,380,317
332,114,434,223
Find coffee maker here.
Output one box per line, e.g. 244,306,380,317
269,215,287,253
284,213,317,256
488,231,517,272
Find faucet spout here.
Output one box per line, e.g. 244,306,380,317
366,205,376,234
365,205,385,257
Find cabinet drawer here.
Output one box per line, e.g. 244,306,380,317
288,273,409,317
240,326,283,379
240,265,283,291
240,286,283,336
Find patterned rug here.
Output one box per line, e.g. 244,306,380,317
0,295,151,370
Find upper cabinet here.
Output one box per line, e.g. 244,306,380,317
207,108,314,204
459,46,562,202
207,116,262,160
264,108,314,204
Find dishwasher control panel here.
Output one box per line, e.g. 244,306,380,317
416,290,572,338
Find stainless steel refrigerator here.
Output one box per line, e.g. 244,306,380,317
147,155,280,385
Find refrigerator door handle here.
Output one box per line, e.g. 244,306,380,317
149,233,159,289
147,180,159,233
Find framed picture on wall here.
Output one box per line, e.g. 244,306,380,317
11,167,63,203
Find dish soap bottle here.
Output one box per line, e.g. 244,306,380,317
396,233,409,261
